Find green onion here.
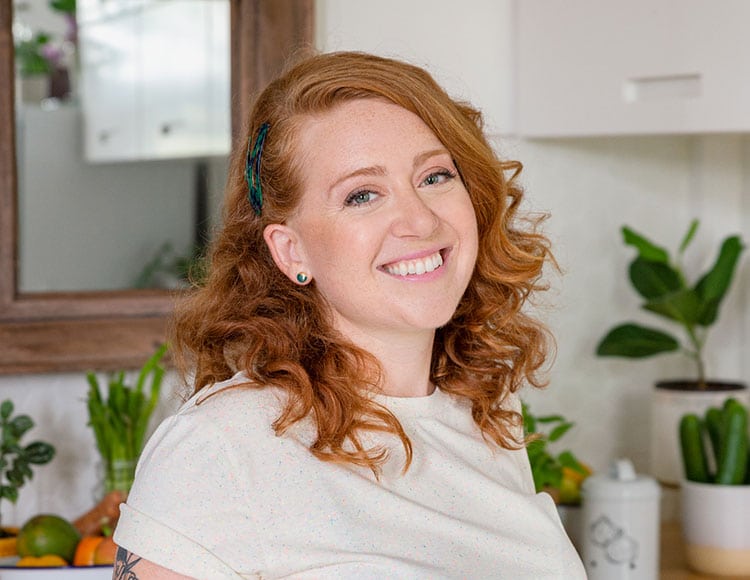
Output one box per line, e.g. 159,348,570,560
85,344,168,493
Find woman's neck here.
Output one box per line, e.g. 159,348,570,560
335,320,436,397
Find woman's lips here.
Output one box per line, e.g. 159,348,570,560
382,249,445,277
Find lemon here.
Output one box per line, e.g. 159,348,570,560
16,514,81,563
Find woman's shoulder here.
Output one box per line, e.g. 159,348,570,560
177,371,286,422
138,372,290,465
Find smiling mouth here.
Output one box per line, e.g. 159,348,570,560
383,250,445,277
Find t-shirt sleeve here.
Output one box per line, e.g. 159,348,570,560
113,412,264,579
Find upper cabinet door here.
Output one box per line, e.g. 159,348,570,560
79,0,230,162
517,0,750,137
316,0,515,136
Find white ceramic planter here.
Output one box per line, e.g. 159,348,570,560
650,382,748,486
682,481,750,576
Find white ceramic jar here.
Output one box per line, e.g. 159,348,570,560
581,459,661,580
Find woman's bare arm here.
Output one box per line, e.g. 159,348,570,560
113,547,196,580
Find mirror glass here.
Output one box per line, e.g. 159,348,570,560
12,0,230,292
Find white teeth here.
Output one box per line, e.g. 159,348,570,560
385,251,444,277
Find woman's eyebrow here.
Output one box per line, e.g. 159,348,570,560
330,165,387,191
328,148,450,193
413,148,451,169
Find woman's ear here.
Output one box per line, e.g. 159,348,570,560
263,224,306,283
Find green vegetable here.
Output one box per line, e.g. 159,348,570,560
679,414,710,483
86,344,168,493
716,399,748,485
704,406,724,462
679,397,750,485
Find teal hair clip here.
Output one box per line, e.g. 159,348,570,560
245,122,270,216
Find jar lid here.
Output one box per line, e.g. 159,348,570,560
582,458,661,500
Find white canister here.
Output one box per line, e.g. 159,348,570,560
581,459,661,580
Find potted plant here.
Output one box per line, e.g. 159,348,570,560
0,400,56,556
596,219,746,485
85,343,168,496
678,398,750,576
523,402,591,551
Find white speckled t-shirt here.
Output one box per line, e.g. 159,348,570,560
114,372,585,579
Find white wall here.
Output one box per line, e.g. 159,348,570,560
1,1,748,526
0,372,185,527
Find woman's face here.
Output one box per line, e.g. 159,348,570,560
265,99,478,344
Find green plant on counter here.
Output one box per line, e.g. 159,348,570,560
0,400,55,534
14,33,54,78
86,344,168,494
680,397,749,485
523,402,590,505
596,219,745,388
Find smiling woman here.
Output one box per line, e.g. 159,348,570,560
0,0,314,374
111,51,586,578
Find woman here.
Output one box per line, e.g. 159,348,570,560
113,51,585,579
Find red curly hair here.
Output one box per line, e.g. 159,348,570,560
171,51,552,474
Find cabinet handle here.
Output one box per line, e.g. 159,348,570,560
622,74,702,103
160,120,185,136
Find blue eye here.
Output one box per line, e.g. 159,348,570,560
344,190,377,207
421,170,455,187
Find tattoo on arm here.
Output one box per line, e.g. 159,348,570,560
114,547,142,580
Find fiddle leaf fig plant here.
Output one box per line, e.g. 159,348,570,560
596,219,745,388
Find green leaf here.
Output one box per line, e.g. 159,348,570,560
50,0,76,14
596,323,680,358
693,236,745,326
0,486,18,504
9,415,33,439
24,442,55,465
549,422,574,442
0,401,12,420
642,289,702,325
622,226,670,264
629,257,683,299
679,219,700,255
536,415,565,424
559,450,586,473
6,468,24,487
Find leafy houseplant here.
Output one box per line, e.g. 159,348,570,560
596,219,745,388
86,344,168,494
0,400,55,535
523,403,590,505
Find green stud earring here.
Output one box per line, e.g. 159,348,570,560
296,272,309,284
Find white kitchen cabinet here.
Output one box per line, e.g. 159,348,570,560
517,0,750,137
78,0,230,162
316,0,515,135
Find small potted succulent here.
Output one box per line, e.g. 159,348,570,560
595,219,746,484
679,398,750,576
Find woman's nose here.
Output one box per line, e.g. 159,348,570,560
390,187,440,238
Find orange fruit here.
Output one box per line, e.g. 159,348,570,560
17,554,67,567
559,464,593,505
73,536,104,566
16,514,81,564
93,535,117,565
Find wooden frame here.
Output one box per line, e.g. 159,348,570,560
0,0,314,374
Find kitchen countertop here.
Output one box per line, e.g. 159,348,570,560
660,522,746,579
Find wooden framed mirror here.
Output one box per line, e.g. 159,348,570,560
0,0,314,374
